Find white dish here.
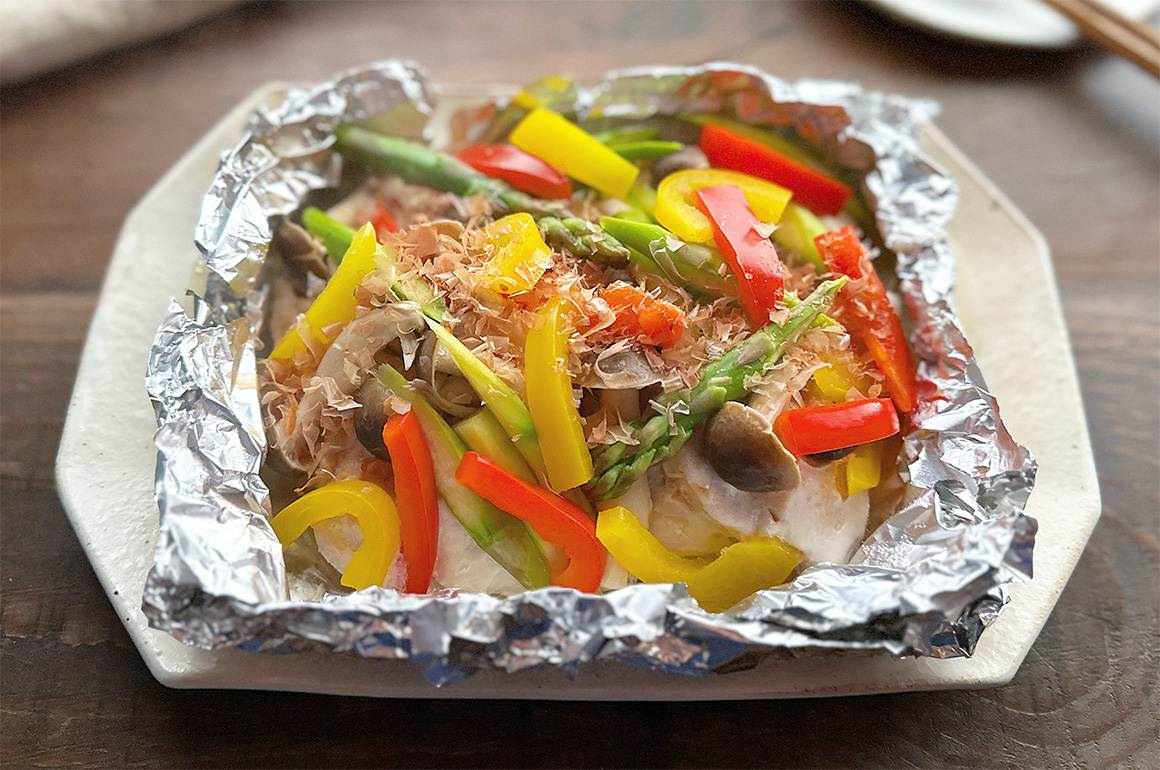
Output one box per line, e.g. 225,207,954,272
864,0,1160,49
55,83,1100,699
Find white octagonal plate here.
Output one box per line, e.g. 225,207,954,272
55,83,1100,699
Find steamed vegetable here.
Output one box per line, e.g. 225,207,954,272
509,108,639,199
269,480,400,591
694,183,785,327
599,216,736,299
373,363,551,589
655,168,791,243
587,278,845,500
381,411,439,593
457,452,605,593
772,398,900,457
816,226,919,413
334,125,630,263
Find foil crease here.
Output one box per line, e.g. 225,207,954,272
143,61,1038,686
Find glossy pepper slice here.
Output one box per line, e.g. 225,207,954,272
595,506,802,612
480,213,554,295
816,226,919,413
655,168,791,244
595,506,704,584
509,108,639,199
525,299,594,492
598,282,688,348
268,223,379,364
699,123,852,216
381,411,439,594
694,184,785,327
270,480,401,591
456,144,573,200
684,537,803,613
844,442,882,497
773,398,900,457
456,452,605,593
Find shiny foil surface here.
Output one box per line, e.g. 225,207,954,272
143,61,1037,685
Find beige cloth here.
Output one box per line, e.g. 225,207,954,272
0,0,240,84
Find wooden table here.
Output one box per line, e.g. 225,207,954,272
2,1,1157,766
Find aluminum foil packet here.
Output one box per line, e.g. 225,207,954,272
143,61,1037,685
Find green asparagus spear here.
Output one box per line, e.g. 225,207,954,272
301,206,356,266
423,319,548,479
599,217,737,299
333,125,631,264
607,140,683,162
299,206,448,322
455,408,538,484
586,278,846,500
771,202,827,273
373,363,550,589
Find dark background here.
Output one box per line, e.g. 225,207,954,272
2,2,1157,767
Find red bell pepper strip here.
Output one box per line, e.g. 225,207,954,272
455,451,605,593
382,411,439,593
598,282,687,347
370,203,399,239
693,184,784,327
815,226,919,413
699,124,852,216
456,143,573,200
773,398,900,456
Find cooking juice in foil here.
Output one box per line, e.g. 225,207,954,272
144,61,1036,685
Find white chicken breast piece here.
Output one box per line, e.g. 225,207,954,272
646,443,869,566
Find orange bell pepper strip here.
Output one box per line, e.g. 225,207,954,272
269,480,401,591
815,226,919,413
598,282,687,347
699,123,852,216
455,452,605,593
382,411,439,594
694,184,785,327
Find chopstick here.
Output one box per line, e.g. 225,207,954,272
1040,0,1160,78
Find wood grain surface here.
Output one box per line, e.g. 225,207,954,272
1,1,1157,767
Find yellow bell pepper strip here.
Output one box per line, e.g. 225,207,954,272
456,452,605,593
694,183,786,328
595,506,802,612
685,537,803,613
525,299,594,492
373,363,551,589
480,213,554,295
699,124,852,216
808,358,868,403
268,223,378,363
816,226,919,413
509,109,640,200
455,408,537,484
655,168,792,244
424,320,547,479
770,202,827,272
381,411,438,594
269,480,401,591
595,506,704,583
844,442,882,497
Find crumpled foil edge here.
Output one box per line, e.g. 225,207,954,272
143,61,1037,686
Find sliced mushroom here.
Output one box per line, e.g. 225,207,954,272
354,377,391,460
703,402,801,493
273,219,332,293
652,146,709,181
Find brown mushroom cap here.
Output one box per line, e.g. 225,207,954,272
703,402,802,493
